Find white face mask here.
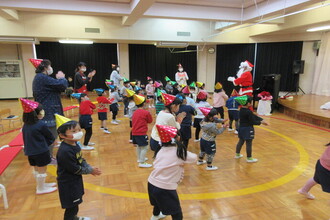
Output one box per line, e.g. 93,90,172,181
72,131,84,140
179,68,183,72
81,67,86,72
47,67,53,75
39,109,45,118
116,67,120,71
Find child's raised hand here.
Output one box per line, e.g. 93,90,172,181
91,167,102,176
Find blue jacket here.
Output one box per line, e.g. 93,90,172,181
33,73,68,127
226,97,239,110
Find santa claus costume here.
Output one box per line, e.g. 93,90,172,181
228,60,254,97
175,63,189,86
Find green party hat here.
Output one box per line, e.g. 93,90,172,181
170,80,176,85
234,95,248,106
157,88,164,97
189,82,196,87
165,76,171,82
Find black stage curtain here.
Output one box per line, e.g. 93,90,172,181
254,41,303,91
216,44,255,95
36,42,118,90
129,44,197,85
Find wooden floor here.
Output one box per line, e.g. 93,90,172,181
0,94,329,220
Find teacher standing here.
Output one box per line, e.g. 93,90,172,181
110,64,122,88
74,62,96,93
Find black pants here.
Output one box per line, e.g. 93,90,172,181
214,107,224,119
229,120,239,130
235,138,253,157
153,206,183,220
182,139,189,148
123,97,129,115
64,205,79,220
112,111,118,120
83,127,92,146
195,126,201,140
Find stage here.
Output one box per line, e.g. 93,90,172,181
278,94,330,129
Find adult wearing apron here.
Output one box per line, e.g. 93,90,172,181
74,62,96,94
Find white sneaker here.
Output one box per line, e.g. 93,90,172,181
234,154,243,159
234,130,238,134
139,162,152,168
78,217,92,220
36,186,57,195
246,158,258,163
81,145,95,150
298,189,315,200
137,158,148,163
44,182,56,187
115,119,121,122
124,115,129,118
228,128,234,131
103,129,111,134
196,160,206,165
206,166,218,171
111,120,119,125
129,140,133,143
194,139,200,142
88,142,95,146
100,127,104,130
150,212,166,220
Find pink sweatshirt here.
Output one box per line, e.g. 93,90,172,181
213,91,228,108
320,145,330,171
148,146,197,190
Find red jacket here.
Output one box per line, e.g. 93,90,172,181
132,109,153,135
79,100,96,115
233,71,253,96
96,96,112,112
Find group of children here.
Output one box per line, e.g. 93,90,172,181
19,75,330,220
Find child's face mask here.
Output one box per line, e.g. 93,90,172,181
38,110,45,119
72,131,84,140
46,67,53,75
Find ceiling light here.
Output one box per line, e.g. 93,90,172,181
307,25,330,32
0,37,37,43
156,42,189,48
59,40,93,44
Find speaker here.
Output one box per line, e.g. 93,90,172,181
293,60,305,74
261,74,281,111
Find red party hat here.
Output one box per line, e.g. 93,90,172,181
197,91,208,100
231,89,239,97
147,76,152,81
182,86,190,94
199,107,212,117
161,93,176,106
20,98,39,113
154,81,161,88
177,63,183,68
29,58,43,68
156,124,178,143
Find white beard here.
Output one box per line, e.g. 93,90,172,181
236,68,244,78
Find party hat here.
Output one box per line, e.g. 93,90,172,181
162,93,176,106
71,93,82,99
197,91,207,100
182,86,190,94
55,114,72,128
189,82,196,87
181,84,186,88
135,86,142,91
123,77,130,83
196,82,204,88
20,98,39,113
214,82,222,90
154,81,161,88
177,63,183,68
170,80,176,85
126,89,135,97
106,79,113,83
133,94,146,105
130,81,136,86
234,95,249,106
29,58,43,68
156,124,178,143
147,76,152,81
165,76,171,82
94,88,105,95
199,107,212,117
231,89,239,97
157,89,164,97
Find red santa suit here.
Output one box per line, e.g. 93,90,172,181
228,60,254,97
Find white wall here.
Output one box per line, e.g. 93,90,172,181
299,41,317,94
197,45,216,92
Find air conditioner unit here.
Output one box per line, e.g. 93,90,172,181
156,42,189,48
0,37,37,43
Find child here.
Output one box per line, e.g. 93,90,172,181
172,83,180,95
148,124,197,220
234,95,268,162
132,94,153,168
146,77,155,108
197,107,228,170
155,90,165,115
189,82,197,102
165,77,173,94
128,93,137,143
120,79,133,116
225,90,240,134
57,120,101,220
79,93,96,150
213,82,228,119
109,85,122,125
193,91,212,142
20,98,57,195
95,88,112,134
182,86,196,108
298,142,330,200
176,94,197,148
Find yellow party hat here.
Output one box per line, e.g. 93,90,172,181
126,89,135,97
55,114,72,128
214,82,222,90
133,94,146,105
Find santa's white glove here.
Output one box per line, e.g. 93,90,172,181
227,76,235,82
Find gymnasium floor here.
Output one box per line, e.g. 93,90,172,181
0,94,329,220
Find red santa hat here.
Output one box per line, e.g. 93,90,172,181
162,93,176,106
199,107,212,117
20,98,39,113
241,60,254,68
156,124,178,143
29,58,43,68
